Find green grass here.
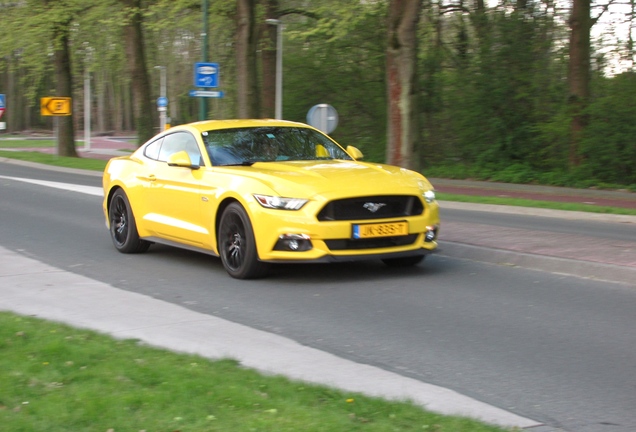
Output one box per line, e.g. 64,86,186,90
0,139,56,148
0,150,108,171
0,312,510,432
0,149,633,216
436,193,636,216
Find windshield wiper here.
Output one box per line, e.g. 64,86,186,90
218,160,256,167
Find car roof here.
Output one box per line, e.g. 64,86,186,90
177,119,313,133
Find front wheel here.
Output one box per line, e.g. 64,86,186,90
108,189,150,254
382,255,425,268
218,203,269,279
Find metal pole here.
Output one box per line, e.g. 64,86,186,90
84,69,91,150
275,22,283,120
199,0,209,121
159,66,167,131
266,19,283,120
154,66,167,131
319,104,327,133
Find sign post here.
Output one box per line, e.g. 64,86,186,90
157,96,168,130
0,94,5,131
41,97,72,155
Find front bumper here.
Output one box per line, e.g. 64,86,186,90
251,200,440,263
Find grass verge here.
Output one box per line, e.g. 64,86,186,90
0,150,108,172
1,149,634,216
0,312,509,432
436,193,636,216
0,139,56,148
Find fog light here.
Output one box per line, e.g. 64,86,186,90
425,225,439,242
274,234,313,251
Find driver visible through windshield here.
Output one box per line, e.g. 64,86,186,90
202,126,352,166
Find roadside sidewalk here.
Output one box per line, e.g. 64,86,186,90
437,202,636,286
429,178,635,285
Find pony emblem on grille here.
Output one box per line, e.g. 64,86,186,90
363,202,387,213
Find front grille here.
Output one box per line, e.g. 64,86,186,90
317,195,423,221
325,234,418,251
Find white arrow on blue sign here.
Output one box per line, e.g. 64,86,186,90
156,96,168,107
189,90,224,98
0,94,5,109
194,62,219,88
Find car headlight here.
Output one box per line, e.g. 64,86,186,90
254,194,308,210
423,190,436,203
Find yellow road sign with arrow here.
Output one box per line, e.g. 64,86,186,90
41,97,72,116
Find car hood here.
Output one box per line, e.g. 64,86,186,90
214,160,433,199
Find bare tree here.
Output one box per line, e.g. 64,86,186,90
386,0,423,169
568,0,591,167
236,0,260,118
52,18,78,157
121,0,154,144
261,0,279,118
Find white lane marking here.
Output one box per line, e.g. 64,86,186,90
0,175,103,197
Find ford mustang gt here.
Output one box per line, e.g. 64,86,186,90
102,119,440,279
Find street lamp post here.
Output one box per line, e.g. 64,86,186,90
266,18,283,120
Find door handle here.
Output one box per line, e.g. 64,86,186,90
137,174,156,182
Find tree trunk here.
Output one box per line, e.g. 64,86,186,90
236,0,260,118
568,0,591,167
122,0,154,145
53,24,78,157
261,0,279,118
386,0,422,169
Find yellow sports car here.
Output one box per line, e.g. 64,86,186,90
102,119,439,279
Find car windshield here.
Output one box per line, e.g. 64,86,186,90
201,126,353,166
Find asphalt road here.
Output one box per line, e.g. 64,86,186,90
1,161,635,432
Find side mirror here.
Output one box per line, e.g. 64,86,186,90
346,146,364,160
315,144,330,158
167,151,199,169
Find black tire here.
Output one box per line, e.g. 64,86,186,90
218,203,268,279
382,255,425,267
108,189,150,254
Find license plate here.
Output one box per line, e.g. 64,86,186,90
352,221,408,239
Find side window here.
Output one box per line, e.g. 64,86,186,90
158,132,203,165
143,138,163,160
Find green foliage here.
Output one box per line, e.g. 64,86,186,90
579,72,636,184
284,0,388,161
441,8,565,170
1,0,635,188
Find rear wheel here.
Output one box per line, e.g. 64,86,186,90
218,203,268,279
382,255,425,267
108,189,150,253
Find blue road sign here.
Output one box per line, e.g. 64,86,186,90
194,63,219,88
0,94,5,109
156,96,168,107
